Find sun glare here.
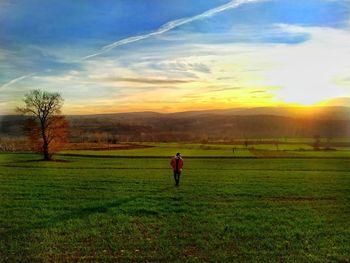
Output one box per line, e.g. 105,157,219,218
275,86,347,106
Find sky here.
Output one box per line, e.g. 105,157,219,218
1,0,350,114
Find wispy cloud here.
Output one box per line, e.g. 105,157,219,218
3,0,349,113
0,0,260,91
250,89,266,93
0,73,36,89
82,0,260,60
104,77,194,85
211,87,244,92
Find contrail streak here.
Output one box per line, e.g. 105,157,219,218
1,0,260,88
82,0,260,60
0,73,36,89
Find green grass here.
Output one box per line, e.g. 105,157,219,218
60,142,350,158
1,152,350,262
61,143,254,157
296,150,350,158
247,143,313,151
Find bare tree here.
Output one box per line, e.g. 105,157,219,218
17,89,68,160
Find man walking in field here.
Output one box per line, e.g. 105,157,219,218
170,153,184,187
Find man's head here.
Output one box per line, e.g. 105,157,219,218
176,152,181,157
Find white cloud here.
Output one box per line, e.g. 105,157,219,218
262,24,350,104
4,20,350,113
82,0,262,60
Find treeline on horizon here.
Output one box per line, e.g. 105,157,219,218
1,107,349,145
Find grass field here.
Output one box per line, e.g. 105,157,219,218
61,143,254,157
60,142,350,158
1,146,350,262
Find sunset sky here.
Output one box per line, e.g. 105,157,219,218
1,0,350,114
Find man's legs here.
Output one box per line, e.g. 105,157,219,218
173,170,178,186
176,171,181,186
173,171,181,186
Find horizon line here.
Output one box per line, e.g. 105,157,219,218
2,104,350,117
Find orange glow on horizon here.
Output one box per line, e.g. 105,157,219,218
61,99,340,115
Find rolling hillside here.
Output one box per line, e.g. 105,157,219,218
1,106,349,142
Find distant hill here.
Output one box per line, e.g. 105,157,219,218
66,106,350,120
1,106,349,142
162,106,350,121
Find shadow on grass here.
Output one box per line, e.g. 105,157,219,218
1,158,71,166
2,186,174,239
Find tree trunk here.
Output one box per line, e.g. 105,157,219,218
41,119,51,161
43,142,50,160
